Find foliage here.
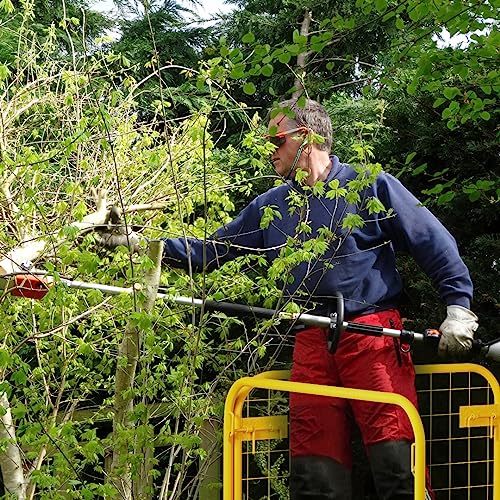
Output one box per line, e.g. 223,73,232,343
0,0,499,497
0,0,111,64
0,8,275,496
107,0,215,121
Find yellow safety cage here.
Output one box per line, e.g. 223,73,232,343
223,363,500,500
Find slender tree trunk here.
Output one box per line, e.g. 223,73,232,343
293,10,312,99
198,418,222,500
110,240,164,499
0,392,27,499
133,437,153,500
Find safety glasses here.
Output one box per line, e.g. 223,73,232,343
265,127,309,147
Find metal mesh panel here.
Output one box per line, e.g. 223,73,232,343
415,367,498,500
241,387,290,500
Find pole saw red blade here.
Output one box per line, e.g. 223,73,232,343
11,274,51,299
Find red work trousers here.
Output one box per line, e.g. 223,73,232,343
290,309,417,467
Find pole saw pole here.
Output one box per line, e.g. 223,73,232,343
5,273,500,362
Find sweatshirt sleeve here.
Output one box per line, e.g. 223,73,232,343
377,173,473,308
161,198,265,273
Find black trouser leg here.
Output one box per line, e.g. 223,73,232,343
367,440,414,500
290,455,352,500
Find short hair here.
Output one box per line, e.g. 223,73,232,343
275,98,333,153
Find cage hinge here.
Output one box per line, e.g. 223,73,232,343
233,415,288,454
459,404,500,439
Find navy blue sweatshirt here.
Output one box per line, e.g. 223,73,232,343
162,156,473,317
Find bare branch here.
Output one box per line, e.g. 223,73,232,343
0,189,109,277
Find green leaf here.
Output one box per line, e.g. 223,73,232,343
480,111,491,120
11,402,27,419
261,64,273,77
130,311,153,330
407,81,418,96
412,163,428,176
260,205,282,229
295,169,309,184
405,152,417,165
243,82,256,95
312,181,325,197
382,10,395,21
285,43,301,55
433,97,446,108
0,0,14,13
0,348,11,368
277,52,291,64
477,179,495,190
454,65,469,79
326,179,347,199
424,183,444,195
292,30,307,44
375,0,387,13
297,95,307,108
242,32,255,44
0,64,10,82
443,87,460,99
395,17,404,30
468,190,481,202
437,191,455,205
342,213,365,230
11,369,27,385
345,190,361,204
230,63,246,79
366,197,386,215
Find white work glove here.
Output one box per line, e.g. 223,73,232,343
438,305,478,357
98,229,143,253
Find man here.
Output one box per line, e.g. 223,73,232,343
161,99,478,499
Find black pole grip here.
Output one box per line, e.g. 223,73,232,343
327,292,345,353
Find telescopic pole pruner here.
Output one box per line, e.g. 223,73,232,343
4,273,500,362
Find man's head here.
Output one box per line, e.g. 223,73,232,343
272,99,333,152
267,99,333,183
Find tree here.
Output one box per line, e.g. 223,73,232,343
0,4,276,495
217,0,399,104
0,0,111,65
1,0,498,496
110,0,215,119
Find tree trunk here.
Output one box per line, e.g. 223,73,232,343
0,392,27,499
198,418,222,500
110,240,164,499
293,10,312,99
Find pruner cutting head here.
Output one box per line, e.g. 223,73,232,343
2,274,52,300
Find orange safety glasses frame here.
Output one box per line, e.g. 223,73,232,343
264,126,309,147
